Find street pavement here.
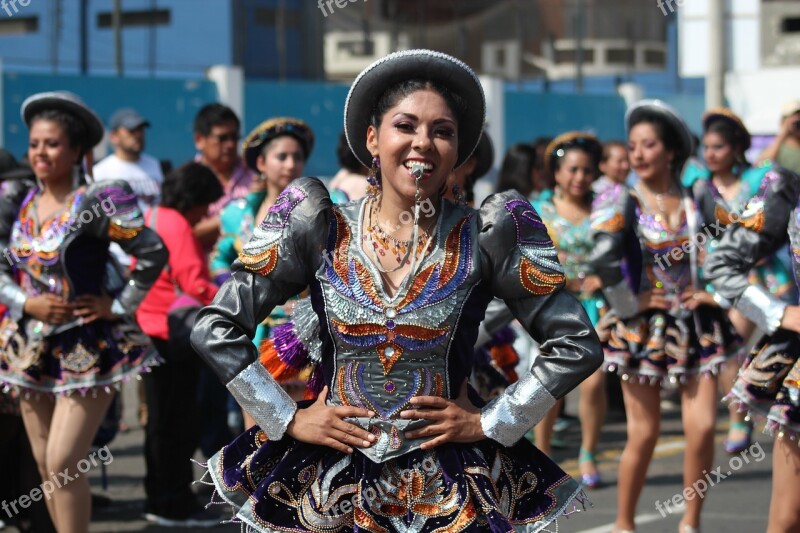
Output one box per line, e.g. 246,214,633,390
2,381,773,533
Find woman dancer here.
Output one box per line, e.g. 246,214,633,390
211,118,314,413
694,108,796,453
0,91,167,532
534,132,608,487
704,166,800,533
590,100,740,533
191,50,602,532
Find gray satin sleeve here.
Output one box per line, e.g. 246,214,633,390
0,180,32,320
589,184,640,319
474,297,514,347
477,191,603,446
84,180,168,314
190,178,330,439
704,168,799,334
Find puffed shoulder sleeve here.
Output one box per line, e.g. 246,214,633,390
0,180,33,320
83,181,168,315
589,183,639,319
704,169,800,334
190,177,331,441
477,192,603,447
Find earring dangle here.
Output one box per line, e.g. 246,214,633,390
72,165,82,190
452,183,466,205
367,156,382,198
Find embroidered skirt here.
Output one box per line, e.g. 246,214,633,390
204,418,588,532
726,329,800,442
597,305,740,386
0,315,158,396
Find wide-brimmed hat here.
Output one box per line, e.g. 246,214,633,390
344,49,486,170
470,130,494,179
21,91,104,149
242,118,315,173
702,108,751,152
626,99,694,162
544,131,603,173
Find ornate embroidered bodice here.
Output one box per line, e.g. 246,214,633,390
192,178,603,462
536,200,594,283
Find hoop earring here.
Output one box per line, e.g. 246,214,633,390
367,156,381,198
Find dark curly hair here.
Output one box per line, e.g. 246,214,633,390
160,162,224,214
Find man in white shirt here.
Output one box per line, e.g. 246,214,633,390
94,108,164,210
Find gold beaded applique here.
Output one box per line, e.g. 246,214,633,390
239,186,308,277
505,199,566,296
239,245,279,276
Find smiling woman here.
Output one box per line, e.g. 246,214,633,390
0,91,167,533
191,49,602,533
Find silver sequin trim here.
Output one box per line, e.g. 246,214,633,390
292,297,322,364
480,372,556,447
227,361,297,441
0,278,27,321
602,279,639,319
738,285,787,335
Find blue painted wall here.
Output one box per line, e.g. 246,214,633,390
244,80,351,178
3,72,218,164
504,91,629,146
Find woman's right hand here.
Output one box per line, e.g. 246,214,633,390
637,288,671,312
285,386,377,454
23,294,74,324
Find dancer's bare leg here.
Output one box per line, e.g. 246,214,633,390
614,381,661,532
679,375,718,531
46,392,114,533
534,399,562,456
725,309,755,446
19,395,58,524
767,436,800,533
579,369,607,479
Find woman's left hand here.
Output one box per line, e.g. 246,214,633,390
400,380,484,449
681,289,717,310
73,294,118,323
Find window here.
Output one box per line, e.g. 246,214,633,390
0,16,38,35
782,17,800,33
254,7,301,27
97,9,170,28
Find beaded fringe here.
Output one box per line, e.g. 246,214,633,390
723,392,800,446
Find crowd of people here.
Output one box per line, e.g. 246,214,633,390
0,50,798,533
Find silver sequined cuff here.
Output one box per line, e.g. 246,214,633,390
480,372,556,447
117,281,150,316
712,292,732,309
0,280,27,321
110,299,126,317
602,280,639,319
737,285,787,335
226,361,297,441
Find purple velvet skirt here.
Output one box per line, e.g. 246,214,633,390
0,315,157,395
204,411,588,532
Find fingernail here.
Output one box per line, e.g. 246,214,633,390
367,411,375,417
368,434,376,442
363,440,370,447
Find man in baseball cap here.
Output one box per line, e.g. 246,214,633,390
94,107,164,213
